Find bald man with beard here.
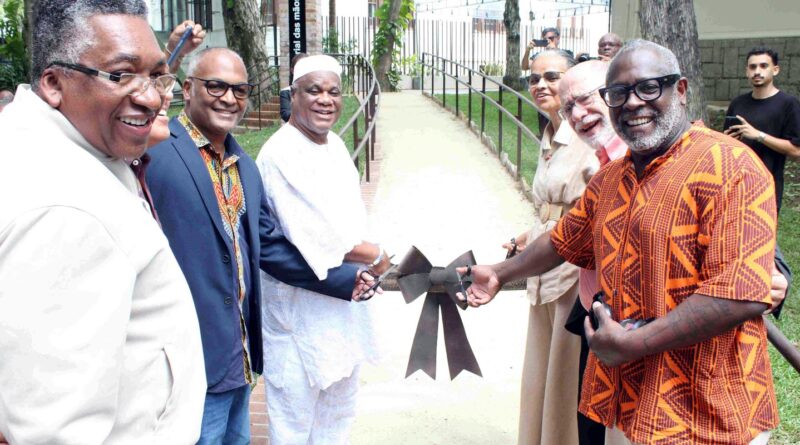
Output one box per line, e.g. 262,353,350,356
465,40,779,445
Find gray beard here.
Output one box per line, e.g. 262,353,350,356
619,95,683,154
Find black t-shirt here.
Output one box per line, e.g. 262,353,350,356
725,90,800,211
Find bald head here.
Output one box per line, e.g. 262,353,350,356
186,47,247,78
598,33,622,60
559,61,616,149
183,47,250,147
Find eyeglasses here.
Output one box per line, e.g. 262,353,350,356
188,77,255,99
50,61,176,97
599,74,681,108
529,71,564,85
559,84,603,119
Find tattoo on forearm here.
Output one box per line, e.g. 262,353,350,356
642,296,741,352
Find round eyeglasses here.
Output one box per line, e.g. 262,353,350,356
599,74,681,108
50,61,176,97
188,77,256,99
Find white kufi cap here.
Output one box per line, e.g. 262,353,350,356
292,55,342,84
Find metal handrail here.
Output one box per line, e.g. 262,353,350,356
247,63,281,129
420,52,541,180
327,53,381,183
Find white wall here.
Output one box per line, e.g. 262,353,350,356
320,0,368,18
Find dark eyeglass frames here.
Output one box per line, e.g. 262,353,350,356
529,71,564,85
188,77,256,99
50,61,176,97
599,74,681,108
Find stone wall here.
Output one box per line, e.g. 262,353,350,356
700,36,800,103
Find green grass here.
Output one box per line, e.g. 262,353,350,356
770,205,800,444
434,90,542,185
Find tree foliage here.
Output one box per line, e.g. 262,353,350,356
0,0,29,90
372,0,414,91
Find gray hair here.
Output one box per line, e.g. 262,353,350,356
531,49,576,69
610,39,681,80
31,0,148,89
186,48,247,78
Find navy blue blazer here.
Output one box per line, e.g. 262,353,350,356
146,118,359,387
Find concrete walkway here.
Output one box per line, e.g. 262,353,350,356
351,91,535,444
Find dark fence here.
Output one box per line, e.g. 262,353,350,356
420,52,540,182
321,16,594,75
328,53,380,183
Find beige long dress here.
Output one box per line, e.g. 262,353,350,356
518,121,599,445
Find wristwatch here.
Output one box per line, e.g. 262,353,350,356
370,245,385,268
757,132,767,144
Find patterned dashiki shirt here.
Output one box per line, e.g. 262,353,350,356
178,111,253,386
552,125,778,444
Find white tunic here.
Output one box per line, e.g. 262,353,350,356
256,124,379,390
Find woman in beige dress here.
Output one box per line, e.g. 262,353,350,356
505,50,599,445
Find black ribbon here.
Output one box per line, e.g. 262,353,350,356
397,246,482,380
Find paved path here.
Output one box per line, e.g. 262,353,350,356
351,91,535,445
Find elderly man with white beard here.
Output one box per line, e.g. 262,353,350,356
464,40,780,445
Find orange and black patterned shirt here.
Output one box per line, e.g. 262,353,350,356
551,125,779,444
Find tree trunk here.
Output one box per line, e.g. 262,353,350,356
328,0,339,53
639,0,707,123
23,0,37,68
502,0,522,90
223,0,272,102
375,0,403,91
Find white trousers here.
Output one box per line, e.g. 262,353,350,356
605,427,772,445
266,364,360,445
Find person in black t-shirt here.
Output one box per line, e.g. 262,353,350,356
724,46,800,212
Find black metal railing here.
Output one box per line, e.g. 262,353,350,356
327,53,380,183
420,52,540,180
248,63,281,129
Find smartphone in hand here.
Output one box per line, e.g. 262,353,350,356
724,115,741,128
531,39,549,47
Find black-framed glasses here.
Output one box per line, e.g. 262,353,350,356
529,71,564,85
50,61,176,97
188,77,255,99
599,74,681,108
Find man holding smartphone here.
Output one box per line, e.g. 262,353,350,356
521,27,572,71
724,46,800,212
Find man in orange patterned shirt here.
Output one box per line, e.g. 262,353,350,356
464,40,778,445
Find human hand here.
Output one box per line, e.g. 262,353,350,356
456,265,500,308
369,250,393,276
352,270,382,302
167,20,207,60
502,232,529,256
724,115,760,141
766,263,788,314
527,40,536,50
584,301,633,367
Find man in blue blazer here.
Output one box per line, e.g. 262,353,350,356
146,48,366,443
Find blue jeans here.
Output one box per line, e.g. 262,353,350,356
197,385,251,445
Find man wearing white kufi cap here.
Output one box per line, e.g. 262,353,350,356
256,54,393,444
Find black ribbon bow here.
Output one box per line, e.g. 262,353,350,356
397,246,482,380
